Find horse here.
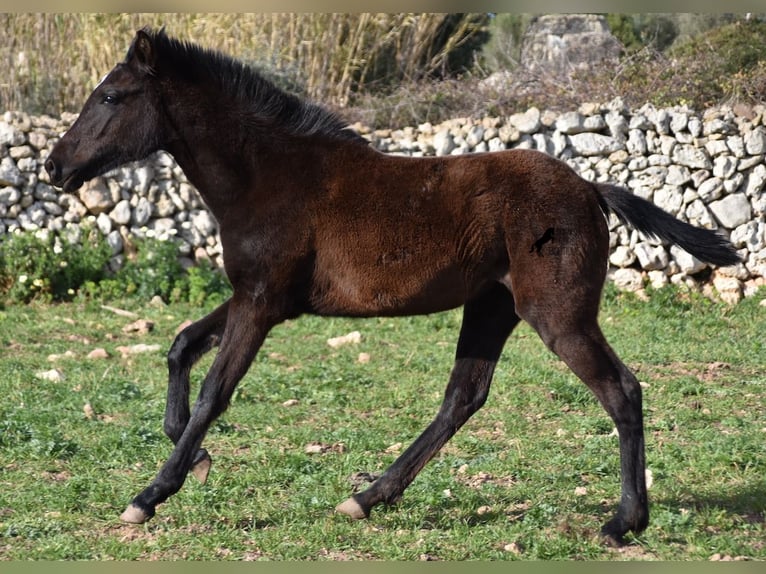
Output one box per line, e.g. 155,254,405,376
45,27,740,545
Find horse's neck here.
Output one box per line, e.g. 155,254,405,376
162,98,252,213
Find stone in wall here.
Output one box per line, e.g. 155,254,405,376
520,14,622,76
0,102,764,302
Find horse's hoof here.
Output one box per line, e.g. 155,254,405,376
335,497,368,520
600,517,630,547
191,450,212,484
600,531,626,548
120,504,151,524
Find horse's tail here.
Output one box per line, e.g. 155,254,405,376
595,182,740,267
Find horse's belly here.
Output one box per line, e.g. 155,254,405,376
311,259,469,317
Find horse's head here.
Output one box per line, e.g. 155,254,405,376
46,28,163,192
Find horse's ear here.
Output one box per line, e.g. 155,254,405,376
127,27,156,74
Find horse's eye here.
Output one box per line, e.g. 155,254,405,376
102,93,119,105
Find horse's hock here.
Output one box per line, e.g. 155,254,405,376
1,102,765,302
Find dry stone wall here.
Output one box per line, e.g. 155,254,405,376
1,100,765,302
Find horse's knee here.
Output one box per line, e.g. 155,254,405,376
163,411,187,443
167,330,190,376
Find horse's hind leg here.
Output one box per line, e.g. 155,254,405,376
336,283,520,519
164,299,229,483
514,285,648,544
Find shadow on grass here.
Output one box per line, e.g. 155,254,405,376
664,479,766,524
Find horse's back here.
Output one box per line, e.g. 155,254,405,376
307,146,608,317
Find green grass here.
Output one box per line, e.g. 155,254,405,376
0,286,764,560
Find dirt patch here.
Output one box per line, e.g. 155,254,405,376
610,542,660,560
41,470,71,482
644,361,732,383
454,466,516,489
317,547,377,560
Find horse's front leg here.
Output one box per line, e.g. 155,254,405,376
121,294,274,524
164,299,230,484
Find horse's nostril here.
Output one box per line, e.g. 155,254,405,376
44,157,55,176
44,157,59,181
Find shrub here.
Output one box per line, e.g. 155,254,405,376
0,227,111,304
0,230,232,307
114,236,186,302
82,236,232,306
184,259,232,307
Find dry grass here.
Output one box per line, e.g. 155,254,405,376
0,13,486,115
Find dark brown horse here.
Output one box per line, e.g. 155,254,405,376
46,28,739,545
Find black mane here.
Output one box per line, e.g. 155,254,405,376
138,27,366,144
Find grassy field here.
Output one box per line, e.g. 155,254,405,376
0,286,764,561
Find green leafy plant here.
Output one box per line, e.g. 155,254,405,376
114,236,186,302
0,227,111,304
1,230,232,307
184,258,232,307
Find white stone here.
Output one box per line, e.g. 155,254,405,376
634,242,669,270
745,164,766,197
110,199,132,225
752,194,766,218
687,116,702,137
0,121,25,146
652,108,671,134
672,145,712,170
648,154,671,166
78,178,115,214
134,165,155,194
96,212,112,235
466,126,485,148
705,139,729,157
666,165,691,186
731,221,765,252
712,274,743,304
584,115,607,132
488,137,505,152
726,135,745,157
568,132,623,157
654,186,683,215
629,113,651,130
609,245,635,267
0,157,24,187
25,203,47,227
669,111,688,134
744,126,766,155
509,107,541,134
708,193,752,229
713,156,737,180
626,129,647,155
685,199,717,228
611,268,644,291
723,172,744,194
0,186,21,205
647,270,668,289
192,209,217,236
132,197,153,226
107,229,124,254
671,245,707,275
555,111,585,134
433,129,455,156
697,177,723,202
41,201,62,216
